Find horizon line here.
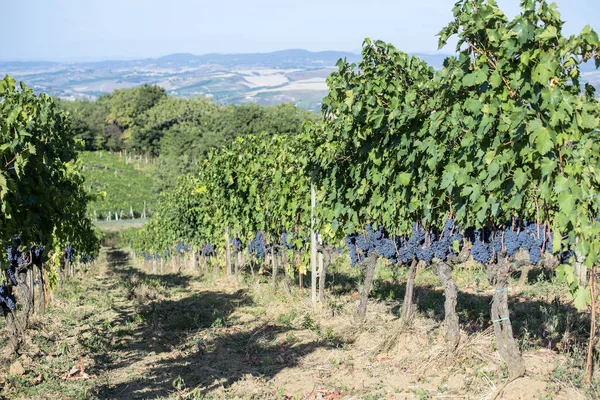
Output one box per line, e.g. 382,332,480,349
0,48,454,64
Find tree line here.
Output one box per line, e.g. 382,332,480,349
58,88,317,190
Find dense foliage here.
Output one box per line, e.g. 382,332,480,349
129,132,313,276
0,75,100,353
59,92,317,190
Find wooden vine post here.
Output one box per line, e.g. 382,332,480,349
585,264,597,386
225,226,232,276
310,170,317,309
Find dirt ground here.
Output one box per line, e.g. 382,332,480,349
0,248,595,399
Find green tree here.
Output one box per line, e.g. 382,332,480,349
100,84,167,150
57,99,108,150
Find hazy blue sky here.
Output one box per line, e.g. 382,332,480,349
1,0,598,61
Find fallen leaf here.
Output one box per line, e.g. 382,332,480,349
9,361,25,376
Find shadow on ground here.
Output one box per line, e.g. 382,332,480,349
87,248,347,399
328,265,589,351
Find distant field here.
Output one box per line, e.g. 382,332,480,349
94,219,148,232
0,50,364,109
4,50,597,111
80,151,158,220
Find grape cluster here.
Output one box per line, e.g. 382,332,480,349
6,266,18,286
175,242,192,254
7,245,18,264
497,222,553,264
503,229,520,257
345,234,360,266
463,222,554,265
560,249,575,264
396,220,462,264
0,284,16,311
430,220,463,261
345,222,454,266
140,252,157,261
248,232,267,258
521,223,552,264
230,238,243,252
470,231,493,264
31,245,44,267
201,243,215,257
65,245,75,262
344,224,383,266
5,241,22,285
7,241,28,268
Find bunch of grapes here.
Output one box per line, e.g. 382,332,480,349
281,233,296,250
500,222,553,265
345,224,386,266
31,245,45,267
0,284,16,311
416,244,434,264
65,245,75,263
427,219,461,261
560,249,575,264
470,231,493,264
202,243,215,257
345,234,360,266
503,229,520,257
399,223,423,263
375,238,397,261
230,238,243,252
4,242,21,285
5,265,18,286
7,245,18,264
355,233,372,253
431,238,450,260
248,232,267,258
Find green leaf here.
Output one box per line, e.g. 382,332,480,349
573,286,591,311
330,219,339,233
397,173,411,186
532,59,555,84
513,168,527,189
538,25,558,40
557,191,575,215
533,127,553,154
540,157,556,176
453,240,460,253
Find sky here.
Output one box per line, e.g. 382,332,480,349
1,0,599,61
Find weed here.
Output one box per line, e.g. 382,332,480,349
301,314,320,334
276,309,298,328
285,331,297,344
412,388,431,399
172,375,185,391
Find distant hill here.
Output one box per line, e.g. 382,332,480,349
1,50,597,111
155,49,362,68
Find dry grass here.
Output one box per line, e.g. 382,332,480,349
0,248,597,399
